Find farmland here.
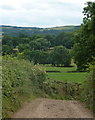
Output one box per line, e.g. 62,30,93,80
1,2,95,118
1,25,80,37
45,66,87,83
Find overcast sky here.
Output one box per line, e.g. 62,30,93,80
0,0,94,28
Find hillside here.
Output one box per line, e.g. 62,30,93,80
1,25,80,37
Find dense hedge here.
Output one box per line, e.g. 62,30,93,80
2,56,94,118
2,56,46,118
79,65,95,112
44,66,95,113
43,78,81,100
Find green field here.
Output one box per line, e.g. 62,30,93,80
44,66,88,83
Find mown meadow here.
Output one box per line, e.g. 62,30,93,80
45,65,87,83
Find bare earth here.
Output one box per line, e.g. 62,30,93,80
13,98,93,118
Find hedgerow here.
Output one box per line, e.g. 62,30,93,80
79,65,95,112
2,56,46,118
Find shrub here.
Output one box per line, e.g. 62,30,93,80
2,56,46,118
43,79,81,100
49,46,71,66
79,65,95,112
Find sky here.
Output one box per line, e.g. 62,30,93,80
0,0,94,28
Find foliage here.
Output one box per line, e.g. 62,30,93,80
44,34,56,47
79,64,95,112
17,50,49,64
17,46,71,66
17,44,30,52
2,33,73,55
43,79,81,100
2,56,47,118
2,25,80,37
55,32,73,49
2,45,13,55
72,2,95,70
29,38,51,51
2,27,74,70
2,36,12,46
49,46,71,66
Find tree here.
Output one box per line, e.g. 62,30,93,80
17,44,30,53
19,50,32,61
29,50,49,64
38,51,49,64
2,36,13,47
12,37,20,47
72,2,95,70
30,34,44,41
20,38,30,44
2,45,13,55
44,34,56,47
50,46,71,66
55,32,73,49
30,50,40,64
19,33,28,38
29,38,51,51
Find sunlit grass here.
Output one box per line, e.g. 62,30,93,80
44,66,88,83
45,66,77,72
47,72,87,83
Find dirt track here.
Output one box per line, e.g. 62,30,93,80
13,98,93,118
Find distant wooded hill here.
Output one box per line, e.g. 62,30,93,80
1,25,80,37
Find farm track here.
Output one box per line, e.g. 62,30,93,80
12,98,93,118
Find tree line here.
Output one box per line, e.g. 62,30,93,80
2,32,73,67
2,25,79,37
2,1,95,70
72,1,95,70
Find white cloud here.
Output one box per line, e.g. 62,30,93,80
0,0,94,27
